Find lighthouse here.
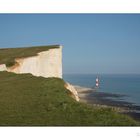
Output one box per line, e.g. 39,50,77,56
95,77,99,88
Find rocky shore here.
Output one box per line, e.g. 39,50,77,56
74,85,140,121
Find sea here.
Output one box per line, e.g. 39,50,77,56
63,74,140,106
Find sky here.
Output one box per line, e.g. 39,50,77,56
0,14,140,74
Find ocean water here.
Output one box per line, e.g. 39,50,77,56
63,74,140,106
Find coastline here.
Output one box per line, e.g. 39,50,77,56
74,85,140,121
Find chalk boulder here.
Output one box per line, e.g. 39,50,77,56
0,64,7,71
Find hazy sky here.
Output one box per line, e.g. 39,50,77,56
0,14,140,74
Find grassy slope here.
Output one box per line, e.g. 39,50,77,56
0,71,138,126
0,45,59,67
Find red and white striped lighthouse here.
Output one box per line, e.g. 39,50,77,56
96,77,99,88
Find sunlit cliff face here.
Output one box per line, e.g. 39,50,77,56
0,47,63,78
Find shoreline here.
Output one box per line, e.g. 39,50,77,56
73,85,96,93
74,85,140,121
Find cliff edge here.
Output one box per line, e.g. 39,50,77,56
0,46,62,78
0,45,79,101
65,82,80,102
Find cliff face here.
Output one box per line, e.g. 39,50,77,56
65,83,80,102
0,46,62,78
0,46,80,101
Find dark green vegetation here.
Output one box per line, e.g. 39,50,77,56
0,45,59,67
0,71,139,126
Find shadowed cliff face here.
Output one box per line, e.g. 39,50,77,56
0,47,62,78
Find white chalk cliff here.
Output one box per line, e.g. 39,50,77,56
64,83,80,102
0,45,80,101
0,46,62,78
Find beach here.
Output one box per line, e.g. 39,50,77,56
74,85,140,121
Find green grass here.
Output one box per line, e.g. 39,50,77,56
0,71,139,126
0,45,59,67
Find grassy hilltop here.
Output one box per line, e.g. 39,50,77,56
0,71,139,126
0,45,59,67
0,45,139,126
